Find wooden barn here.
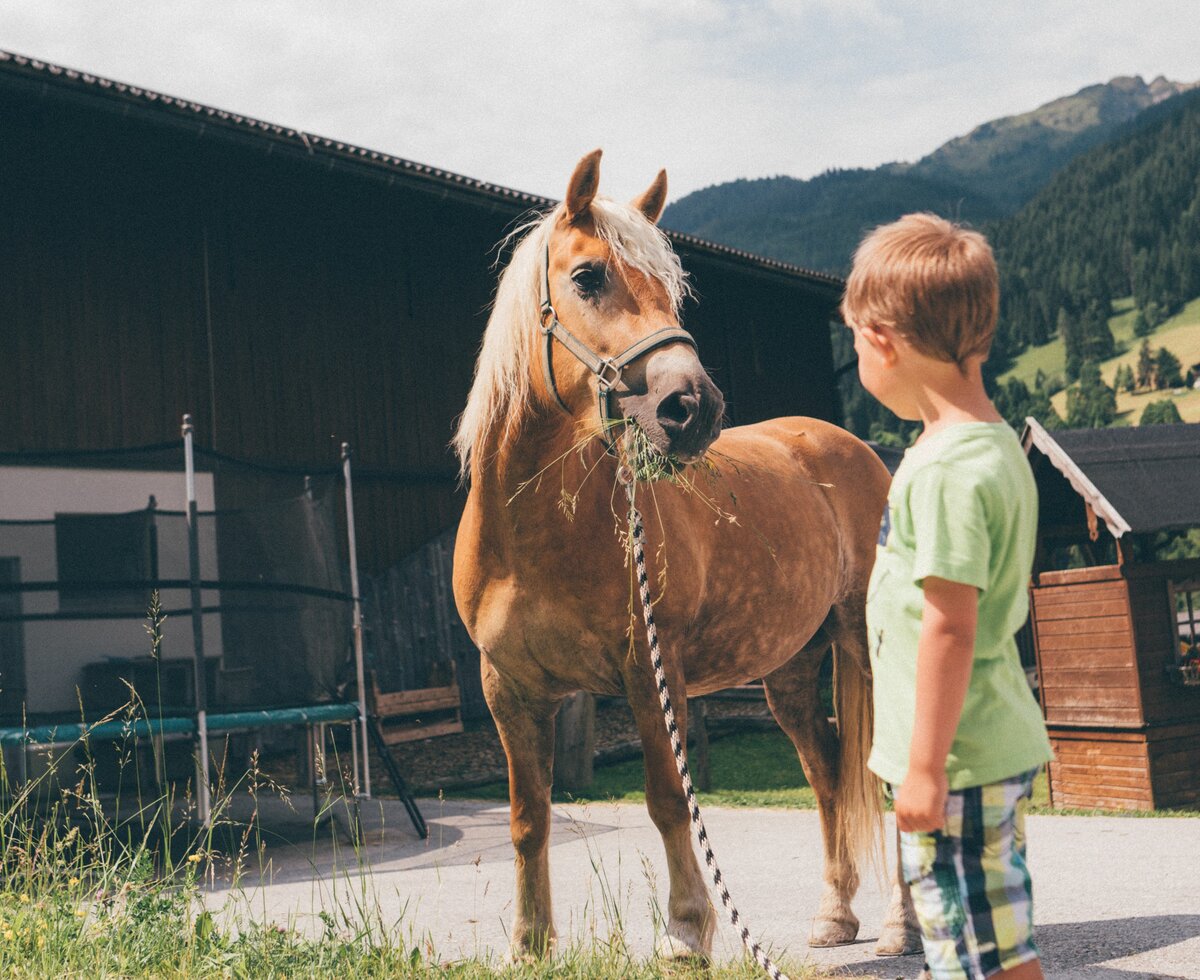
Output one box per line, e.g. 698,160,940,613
1023,419,1200,810
0,51,846,720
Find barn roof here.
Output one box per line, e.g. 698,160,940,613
0,49,843,297
1022,418,1200,536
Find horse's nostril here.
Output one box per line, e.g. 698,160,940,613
658,392,696,429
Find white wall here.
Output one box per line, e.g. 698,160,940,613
0,466,222,714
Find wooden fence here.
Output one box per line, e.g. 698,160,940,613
360,526,487,719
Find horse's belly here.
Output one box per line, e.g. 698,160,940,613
678,590,830,695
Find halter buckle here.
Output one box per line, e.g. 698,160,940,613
595,358,622,390
539,303,557,335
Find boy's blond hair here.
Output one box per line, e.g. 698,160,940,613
841,213,999,369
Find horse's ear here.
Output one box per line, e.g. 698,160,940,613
632,169,668,224
565,149,602,220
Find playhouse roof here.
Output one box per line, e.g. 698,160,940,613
1022,418,1200,537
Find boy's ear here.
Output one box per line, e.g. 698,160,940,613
859,322,900,366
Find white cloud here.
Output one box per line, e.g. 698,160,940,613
3,1,1198,202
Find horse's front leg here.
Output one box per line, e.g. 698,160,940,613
481,654,559,958
624,658,715,959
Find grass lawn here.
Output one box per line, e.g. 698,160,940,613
456,730,818,809
451,729,1200,818
1002,295,1200,424
1048,296,1200,424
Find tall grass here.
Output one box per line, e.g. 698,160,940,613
0,598,830,978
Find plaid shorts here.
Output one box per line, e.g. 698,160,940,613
899,768,1041,980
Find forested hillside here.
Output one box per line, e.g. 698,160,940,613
662,169,999,274
990,88,1200,376
663,75,1194,276
838,87,1200,444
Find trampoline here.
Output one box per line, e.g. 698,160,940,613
0,415,426,837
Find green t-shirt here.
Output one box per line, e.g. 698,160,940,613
866,422,1053,790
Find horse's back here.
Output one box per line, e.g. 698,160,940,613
713,415,890,586
717,415,889,490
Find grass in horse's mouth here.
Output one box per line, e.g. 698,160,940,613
616,420,685,484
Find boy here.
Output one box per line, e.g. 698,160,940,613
841,214,1054,980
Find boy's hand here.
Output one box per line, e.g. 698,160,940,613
895,767,949,832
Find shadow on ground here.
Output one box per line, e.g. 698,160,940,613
833,915,1200,979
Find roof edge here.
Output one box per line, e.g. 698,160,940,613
0,48,844,294
1020,417,1133,537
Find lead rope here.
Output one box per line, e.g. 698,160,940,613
624,480,788,980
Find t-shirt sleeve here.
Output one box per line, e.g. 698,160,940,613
907,463,991,592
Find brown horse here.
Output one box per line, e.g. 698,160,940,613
452,150,918,960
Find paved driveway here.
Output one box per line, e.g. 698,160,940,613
207,796,1200,978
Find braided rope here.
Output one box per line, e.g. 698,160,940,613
625,483,788,980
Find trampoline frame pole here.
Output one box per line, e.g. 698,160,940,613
183,415,212,826
342,443,371,799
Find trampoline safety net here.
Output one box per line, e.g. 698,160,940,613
0,441,354,725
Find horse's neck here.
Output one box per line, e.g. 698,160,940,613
468,412,612,537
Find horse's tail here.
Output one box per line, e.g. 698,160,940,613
833,643,885,878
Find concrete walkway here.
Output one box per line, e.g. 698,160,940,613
206,796,1200,978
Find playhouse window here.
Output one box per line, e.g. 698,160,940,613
55,511,156,614
1171,579,1200,663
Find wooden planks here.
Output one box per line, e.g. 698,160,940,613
1047,722,1200,811
369,666,464,745
1031,572,1145,727
1148,721,1200,808
1048,728,1153,810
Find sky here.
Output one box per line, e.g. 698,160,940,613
6,1,1200,205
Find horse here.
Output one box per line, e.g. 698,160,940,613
452,149,918,960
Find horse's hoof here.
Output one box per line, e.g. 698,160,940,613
655,932,711,962
807,916,859,947
505,935,555,964
874,923,923,956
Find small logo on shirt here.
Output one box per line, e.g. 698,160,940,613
877,505,892,547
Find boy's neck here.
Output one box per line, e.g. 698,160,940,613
904,356,1003,442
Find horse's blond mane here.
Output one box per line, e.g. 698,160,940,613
452,198,691,477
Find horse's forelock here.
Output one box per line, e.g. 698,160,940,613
453,199,689,476
589,198,692,315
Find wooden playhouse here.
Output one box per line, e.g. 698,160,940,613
1023,420,1200,811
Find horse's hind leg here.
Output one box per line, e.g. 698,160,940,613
481,654,558,958
624,658,715,959
763,632,861,947
775,605,919,956
826,598,920,957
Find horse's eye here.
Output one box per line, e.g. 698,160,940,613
571,264,606,296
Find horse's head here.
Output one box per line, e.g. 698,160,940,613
540,150,724,462
454,150,724,477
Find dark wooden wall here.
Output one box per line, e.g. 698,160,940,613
0,77,840,575
1127,559,1200,727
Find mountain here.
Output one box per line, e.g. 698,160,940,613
663,75,1197,275
899,75,1195,211
661,168,1003,276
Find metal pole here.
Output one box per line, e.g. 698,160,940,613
342,443,371,799
183,414,212,826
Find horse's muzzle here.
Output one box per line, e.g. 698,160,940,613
621,351,724,462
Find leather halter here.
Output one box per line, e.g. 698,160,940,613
538,244,696,448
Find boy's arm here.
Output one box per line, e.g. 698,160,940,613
894,575,978,833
